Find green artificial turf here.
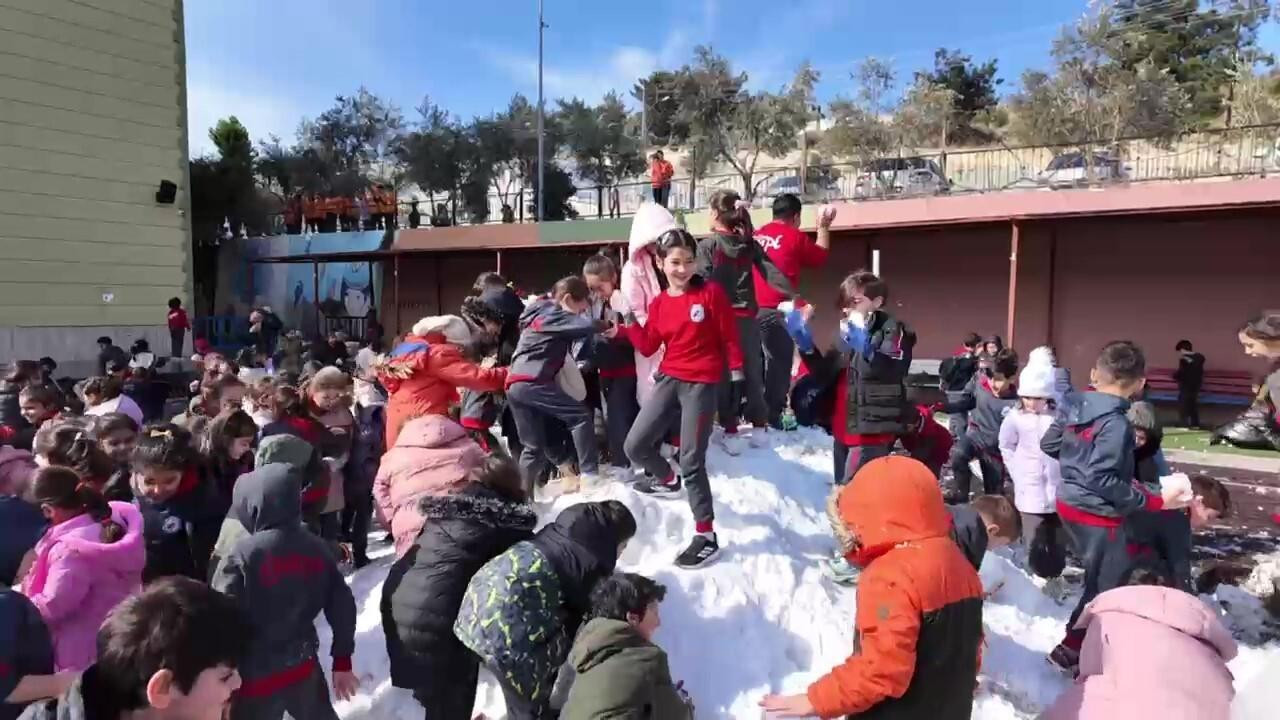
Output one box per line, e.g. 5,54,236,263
1162,427,1280,460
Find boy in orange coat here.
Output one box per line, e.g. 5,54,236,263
375,315,507,447
760,456,984,719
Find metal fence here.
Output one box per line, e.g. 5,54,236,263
264,123,1280,233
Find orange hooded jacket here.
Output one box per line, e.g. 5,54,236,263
808,456,984,720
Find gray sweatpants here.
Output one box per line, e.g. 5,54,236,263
230,662,337,720
506,381,599,494
757,308,794,428
718,314,767,428
624,374,717,524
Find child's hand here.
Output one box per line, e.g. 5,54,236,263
601,323,619,340
759,693,817,717
332,670,360,701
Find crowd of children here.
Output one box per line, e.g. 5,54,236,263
0,196,1273,720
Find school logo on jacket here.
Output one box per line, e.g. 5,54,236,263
162,515,182,534
690,304,705,323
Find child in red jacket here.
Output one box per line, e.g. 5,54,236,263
623,228,743,569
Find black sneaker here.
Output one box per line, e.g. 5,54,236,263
1047,643,1080,677
634,474,683,497
675,535,721,568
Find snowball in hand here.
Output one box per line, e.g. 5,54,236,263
1160,473,1193,503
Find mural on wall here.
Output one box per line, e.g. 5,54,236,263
216,231,384,335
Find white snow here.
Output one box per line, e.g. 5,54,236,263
317,427,1280,719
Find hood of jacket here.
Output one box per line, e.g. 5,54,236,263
255,433,316,471
837,456,952,567
704,230,752,259
416,482,537,531
480,287,526,322
946,505,989,571
531,502,626,612
627,203,678,259
395,413,470,449
1064,391,1130,427
1080,585,1237,661
54,501,146,574
569,617,660,673
229,463,302,533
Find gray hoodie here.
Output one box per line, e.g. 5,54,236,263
507,298,604,385
208,462,356,683
695,231,792,314
1041,391,1152,519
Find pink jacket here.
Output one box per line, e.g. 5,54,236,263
21,501,145,671
621,203,678,404
1042,585,1237,720
998,408,1060,514
373,414,485,556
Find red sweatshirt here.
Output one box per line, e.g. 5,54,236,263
167,307,190,332
752,221,828,310
625,281,743,384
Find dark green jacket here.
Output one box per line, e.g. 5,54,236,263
562,618,692,720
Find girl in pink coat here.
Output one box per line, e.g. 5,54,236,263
21,466,144,671
373,414,485,556
620,202,678,404
1041,577,1237,720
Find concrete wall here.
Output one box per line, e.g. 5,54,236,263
0,0,191,370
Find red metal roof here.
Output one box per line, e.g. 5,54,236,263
824,177,1280,232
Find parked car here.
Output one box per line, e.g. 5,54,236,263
1037,151,1130,188
853,157,950,199
758,174,840,205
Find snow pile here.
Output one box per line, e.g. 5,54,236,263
320,427,1280,719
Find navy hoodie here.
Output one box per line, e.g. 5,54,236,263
209,463,356,685
0,589,53,720
507,299,603,386
0,497,46,587
1042,392,1160,521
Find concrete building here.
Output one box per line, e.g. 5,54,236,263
0,0,191,372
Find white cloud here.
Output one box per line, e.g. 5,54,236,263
478,28,692,108
186,78,302,157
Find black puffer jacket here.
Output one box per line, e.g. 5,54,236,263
383,484,536,689
0,382,26,434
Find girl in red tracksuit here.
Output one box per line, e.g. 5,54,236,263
623,228,742,569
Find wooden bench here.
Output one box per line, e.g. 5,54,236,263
1146,367,1255,406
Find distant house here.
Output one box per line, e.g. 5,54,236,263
0,0,192,371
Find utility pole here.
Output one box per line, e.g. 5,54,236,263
640,82,647,154
537,0,546,221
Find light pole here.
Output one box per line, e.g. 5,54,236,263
536,0,546,221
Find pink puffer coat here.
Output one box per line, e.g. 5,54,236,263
1041,585,1237,720
373,414,485,556
22,501,145,671
621,203,678,405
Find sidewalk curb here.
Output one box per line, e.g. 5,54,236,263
1165,448,1280,474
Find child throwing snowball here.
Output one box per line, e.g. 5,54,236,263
622,228,743,569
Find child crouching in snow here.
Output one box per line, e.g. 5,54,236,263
622,228,743,569
209,449,358,720
382,456,536,719
948,494,1019,574
760,456,983,719
454,500,636,720
1040,565,1237,720
561,573,693,720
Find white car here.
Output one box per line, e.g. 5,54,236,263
853,157,950,199
1037,152,1130,188
759,174,840,204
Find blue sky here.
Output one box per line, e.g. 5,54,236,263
184,0,1280,156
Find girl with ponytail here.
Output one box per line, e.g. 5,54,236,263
33,419,126,501
21,466,144,671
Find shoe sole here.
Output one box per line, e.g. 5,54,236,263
632,486,684,498
675,546,721,569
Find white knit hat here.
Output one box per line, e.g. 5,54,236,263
1019,358,1056,399
411,315,472,346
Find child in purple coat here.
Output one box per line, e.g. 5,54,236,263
21,466,144,671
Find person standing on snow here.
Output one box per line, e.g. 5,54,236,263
752,194,836,429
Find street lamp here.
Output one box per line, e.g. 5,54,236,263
537,0,546,221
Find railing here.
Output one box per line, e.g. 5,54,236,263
261,123,1280,233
